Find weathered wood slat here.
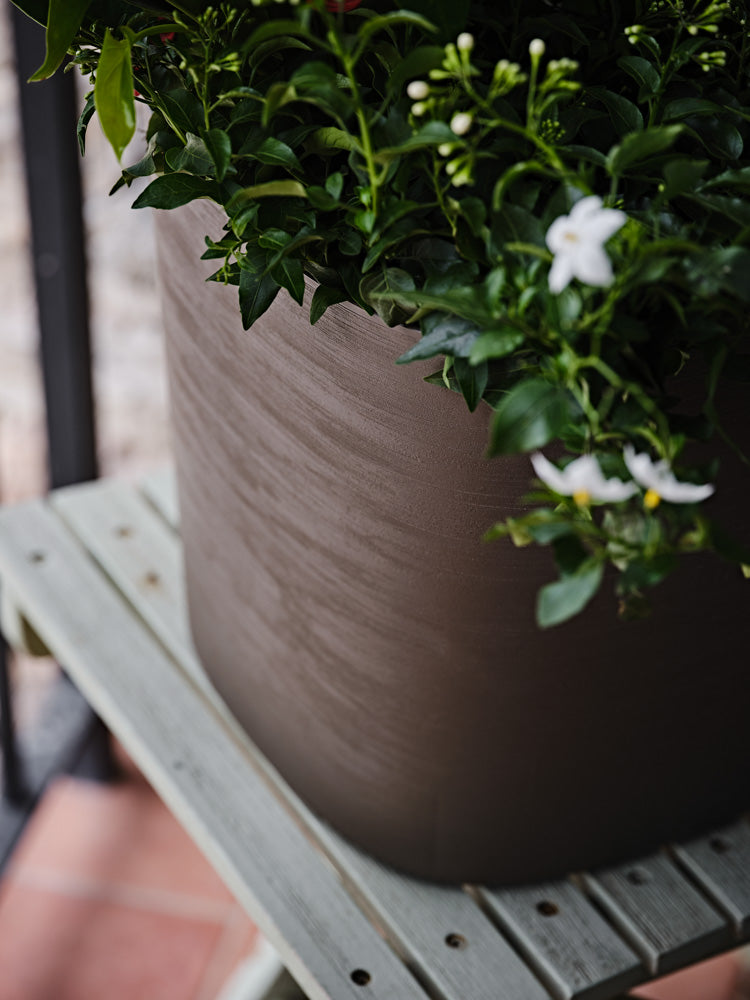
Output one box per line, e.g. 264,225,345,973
479,879,643,1000
51,479,195,674
52,477,556,999
140,466,180,529
582,853,731,976
0,499,430,1000
672,819,750,937
312,833,551,1000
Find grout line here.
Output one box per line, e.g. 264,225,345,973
10,864,233,924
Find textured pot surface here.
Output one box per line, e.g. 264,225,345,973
157,200,750,885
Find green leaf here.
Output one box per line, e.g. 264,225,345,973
271,257,305,307
468,328,524,364
686,119,744,161
310,285,347,325
688,247,750,303
396,0,469,40
29,0,90,80
77,90,96,156
702,166,750,192
588,87,643,135
93,29,135,161
353,12,437,62
203,129,232,182
239,268,280,329
360,268,415,326
536,561,604,628
616,55,660,98
227,180,307,214
453,358,487,412
397,315,479,362
606,125,683,177
131,174,219,209
9,0,48,27
166,132,215,175
662,158,709,199
663,97,725,121
488,378,571,456
387,45,446,95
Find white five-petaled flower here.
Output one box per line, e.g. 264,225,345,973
531,452,638,507
545,195,627,293
623,446,715,508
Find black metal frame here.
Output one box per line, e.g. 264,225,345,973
0,9,114,865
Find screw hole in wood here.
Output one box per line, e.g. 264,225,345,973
445,932,467,949
626,868,650,885
28,551,45,564
536,900,559,917
144,571,160,586
350,969,371,986
115,525,132,538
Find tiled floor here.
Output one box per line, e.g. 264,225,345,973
0,749,261,1000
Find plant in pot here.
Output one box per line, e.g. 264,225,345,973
13,0,750,883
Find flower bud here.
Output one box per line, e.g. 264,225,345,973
456,32,474,52
450,112,472,136
529,38,546,58
437,142,454,157
407,80,430,100
411,102,427,116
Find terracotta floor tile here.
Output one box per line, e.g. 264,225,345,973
630,951,743,1000
0,880,225,1000
9,774,235,909
193,905,261,1000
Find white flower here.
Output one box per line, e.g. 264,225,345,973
407,80,429,100
450,112,473,136
457,32,474,52
623,446,715,508
531,452,638,506
545,195,627,293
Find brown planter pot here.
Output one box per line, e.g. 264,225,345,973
156,200,750,885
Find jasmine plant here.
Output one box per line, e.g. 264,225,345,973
13,0,750,626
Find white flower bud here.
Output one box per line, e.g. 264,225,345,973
456,32,474,52
450,112,472,136
437,142,454,157
529,38,546,58
411,102,427,116
407,80,430,100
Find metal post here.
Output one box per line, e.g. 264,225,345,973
9,6,98,489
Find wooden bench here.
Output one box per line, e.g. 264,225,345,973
0,470,748,1000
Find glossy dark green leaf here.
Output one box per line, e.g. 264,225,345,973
536,561,604,628
310,285,348,325
203,129,232,182
93,29,135,160
29,0,90,80
132,174,220,209
453,357,487,412
9,0,48,27
360,268,415,326
588,87,643,136
166,133,214,175
488,378,570,456
617,55,660,98
239,268,280,329
663,97,724,121
397,314,479,362
77,90,96,155
271,257,305,307
468,328,524,364
387,45,446,95
395,0,469,40
353,12,436,62
686,118,744,161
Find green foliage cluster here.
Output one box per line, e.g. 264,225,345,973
14,0,750,626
